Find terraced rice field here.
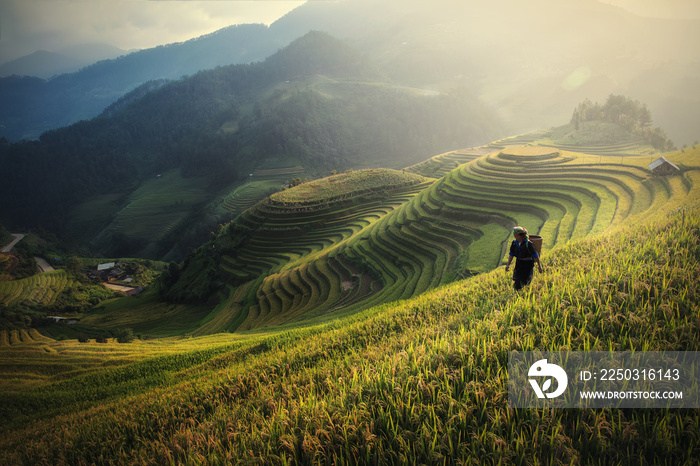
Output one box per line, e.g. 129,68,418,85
219,146,695,331
0,329,247,393
239,255,384,331
64,193,124,242
542,140,653,156
215,180,284,217
490,129,655,156
0,270,73,306
214,166,304,218
218,172,432,281
1,143,697,465
209,171,431,329
344,146,693,310
407,147,491,178
1,197,699,464
100,170,209,241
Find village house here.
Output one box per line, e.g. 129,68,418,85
47,316,79,325
648,156,680,176
97,262,115,271
85,260,144,296
125,287,144,296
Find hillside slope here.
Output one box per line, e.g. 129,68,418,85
135,144,697,335
1,156,698,463
0,24,282,141
0,32,503,260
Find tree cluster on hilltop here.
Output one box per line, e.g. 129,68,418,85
570,94,675,151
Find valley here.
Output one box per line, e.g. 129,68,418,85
0,5,698,460
0,133,698,462
0,32,505,261
106,133,694,336
2,133,696,339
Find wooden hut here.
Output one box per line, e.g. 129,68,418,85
648,157,680,176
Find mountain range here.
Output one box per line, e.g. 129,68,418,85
1,0,699,146
0,23,283,141
1,1,699,459
0,44,128,80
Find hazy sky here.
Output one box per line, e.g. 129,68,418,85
0,0,305,63
603,0,700,20
1,0,698,64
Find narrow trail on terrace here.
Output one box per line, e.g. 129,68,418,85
1,234,24,253
2,234,55,272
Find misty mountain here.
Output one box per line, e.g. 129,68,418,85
0,32,504,260
273,0,700,147
0,51,85,80
2,0,698,146
56,43,130,65
0,23,291,141
0,44,128,80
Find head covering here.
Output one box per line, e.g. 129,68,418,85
513,226,528,238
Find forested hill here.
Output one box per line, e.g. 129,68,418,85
0,31,504,260
0,24,280,142
2,1,698,147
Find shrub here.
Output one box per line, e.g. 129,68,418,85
115,328,135,343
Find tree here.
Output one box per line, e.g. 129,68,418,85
67,256,82,276
638,104,652,128
569,95,674,150
115,328,135,343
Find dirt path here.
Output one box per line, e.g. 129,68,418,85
103,283,136,293
1,234,24,253
2,234,56,273
35,257,55,273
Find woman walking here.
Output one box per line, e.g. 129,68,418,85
505,226,543,290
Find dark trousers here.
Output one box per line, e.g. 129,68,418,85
513,260,534,290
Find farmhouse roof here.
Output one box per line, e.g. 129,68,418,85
648,156,679,171
97,262,116,271
125,287,144,296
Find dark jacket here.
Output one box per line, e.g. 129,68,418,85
509,239,539,261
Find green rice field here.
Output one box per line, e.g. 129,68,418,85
200,144,697,333
1,164,698,463
1,139,698,464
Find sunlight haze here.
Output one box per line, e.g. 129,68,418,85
0,0,697,145
603,0,700,19
0,0,305,62
1,0,698,63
